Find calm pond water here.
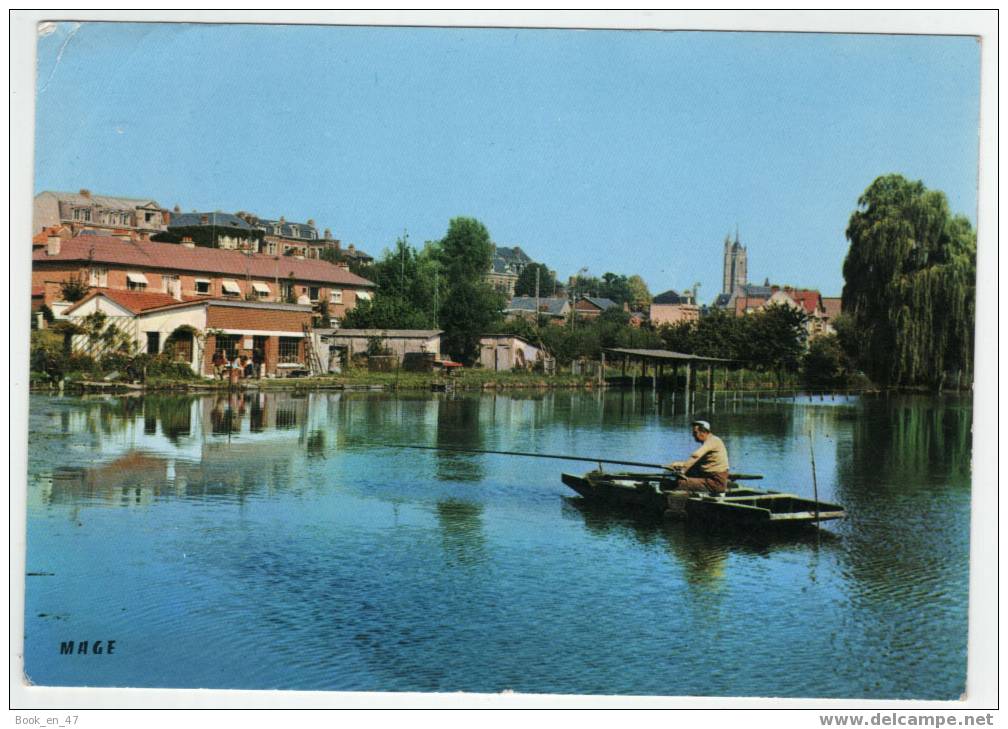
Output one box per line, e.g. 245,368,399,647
22,389,972,698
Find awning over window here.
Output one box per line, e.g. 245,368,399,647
252,282,271,294
356,290,372,301
194,277,211,284
126,272,148,285
221,279,241,294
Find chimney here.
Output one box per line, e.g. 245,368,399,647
181,236,195,248
279,216,285,223
46,236,61,256
348,244,355,252
79,189,91,198
200,214,209,225
307,219,315,227
334,240,341,251
324,229,332,240
173,205,180,213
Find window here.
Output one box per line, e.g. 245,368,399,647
145,212,154,223
330,289,343,305
278,337,300,364
221,280,242,297
162,274,180,298
308,286,320,302
126,272,148,291
252,282,271,299
216,334,241,360
195,279,211,295
89,267,108,287
146,332,160,354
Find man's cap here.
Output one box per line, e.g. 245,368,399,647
691,420,711,431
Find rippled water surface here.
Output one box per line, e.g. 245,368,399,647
23,390,972,697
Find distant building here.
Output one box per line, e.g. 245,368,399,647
722,231,747,296
650,302,700,327
486,246,533,296
32,235,375,318
821,297,842,333
652,289,696,305
33,189,170,238
504,296,571,324
574,295,621,320
157,211,263,252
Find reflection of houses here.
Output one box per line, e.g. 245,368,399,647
63,289,314,376
31,235,374,314
33,189,170,238
650,289,699,326
574,295,620,320
486,246,533,296
504,296,571,324
478,334,549,371
314,328,443,368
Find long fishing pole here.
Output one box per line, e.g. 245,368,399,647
384,443,763,479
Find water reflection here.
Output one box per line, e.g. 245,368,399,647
434,499,487,567
25,390,973,698
435,396,484,482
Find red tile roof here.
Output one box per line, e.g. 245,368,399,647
64,289,206,316
32,225,72,245
783,288,822,314
33,235,374,288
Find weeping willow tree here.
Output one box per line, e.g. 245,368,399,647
842,175,976,390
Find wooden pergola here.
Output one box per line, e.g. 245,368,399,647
603,347,734,405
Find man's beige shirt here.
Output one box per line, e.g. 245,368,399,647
680,434,730,473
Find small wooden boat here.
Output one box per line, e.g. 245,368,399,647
561,471,845,528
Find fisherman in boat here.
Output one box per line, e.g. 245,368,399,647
664,420,731,494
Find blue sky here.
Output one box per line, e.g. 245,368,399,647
33,22,980,300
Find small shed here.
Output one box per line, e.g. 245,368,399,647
479,334,548,371
315,328,443,369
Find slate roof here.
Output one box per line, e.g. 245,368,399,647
40,191,161,210
34,235,375,288
653,289,690,305
581,296,620,311
506,296,569,316
168,212,256,230
255,218,319,240
492,245,533,274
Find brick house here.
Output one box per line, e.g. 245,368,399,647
32,235,375,320
62,289,315,377
573,295,620,320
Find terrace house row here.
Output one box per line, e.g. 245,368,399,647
32,235,375,320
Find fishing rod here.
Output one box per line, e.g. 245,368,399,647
384,443,763,480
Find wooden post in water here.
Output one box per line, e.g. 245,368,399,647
684,361,692,413
707,364,714,409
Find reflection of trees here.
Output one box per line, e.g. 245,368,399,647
435,499,487,566
832,395,971,694
142,395,196,442
435,396,484,482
